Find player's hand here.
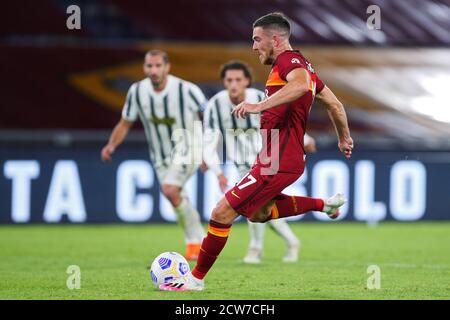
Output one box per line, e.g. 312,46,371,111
217,174,229,193
232,102,261,119
199,160,208,173
101,143,115,162
339,137,354,159
305,138,317,153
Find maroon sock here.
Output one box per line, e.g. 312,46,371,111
271,193,324,219
191,220,232,280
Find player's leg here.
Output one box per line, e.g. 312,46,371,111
244,221,264,264
276,193,345,219
190,197,238,280
245,208,301,263
161,184,204,260
159,196,239,291
248,200,276,222
160,164,205,261
268,219,300,262
160,166,276,291
249,192,346,222
237,167,264,264
159,166,346,291
246,191,343,269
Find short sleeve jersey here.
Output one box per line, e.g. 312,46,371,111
258,50,325,174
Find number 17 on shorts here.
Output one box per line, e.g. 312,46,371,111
224,165,300,218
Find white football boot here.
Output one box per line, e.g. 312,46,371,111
159,274,205,291
282,242,300,263
243,247,262,264
322,193,346,219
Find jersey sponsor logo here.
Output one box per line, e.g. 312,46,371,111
291,58,301,64
150,116,176,126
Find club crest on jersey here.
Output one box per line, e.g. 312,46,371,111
291,58,301,64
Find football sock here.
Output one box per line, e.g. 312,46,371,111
269,219,299,247
247,220,265,250
182,198,206,242
174,198,205,244
270,194,324,220
191,220,232,280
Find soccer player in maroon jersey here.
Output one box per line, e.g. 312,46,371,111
160,12,354,291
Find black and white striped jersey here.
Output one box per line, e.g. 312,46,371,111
203,88,265,176
122,75,206,168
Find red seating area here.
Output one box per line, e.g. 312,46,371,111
109,0,450,45
3,1,449,45
2,1,85,37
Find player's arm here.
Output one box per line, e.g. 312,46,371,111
101,118,134,162
232,68,310,117
259,68,310,111
315,86,353,159
202,103,229,192
203,129,229,192
203,129,221,173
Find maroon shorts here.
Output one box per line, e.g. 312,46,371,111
225,165,302,218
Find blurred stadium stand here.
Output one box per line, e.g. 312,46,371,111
5,0,449,44
2,0,450,223
2,0,450,149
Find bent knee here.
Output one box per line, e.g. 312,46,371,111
248,213,268,223
161,185,181,203
248,216,264,223
249,206,272,223
211,198,237,225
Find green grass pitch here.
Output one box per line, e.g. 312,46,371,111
0,222,449,299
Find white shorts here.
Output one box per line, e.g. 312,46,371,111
155,162,199,188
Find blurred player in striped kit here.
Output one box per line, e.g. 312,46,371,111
101,50,206,260
203,60,317,263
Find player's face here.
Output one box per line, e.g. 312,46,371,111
223,69,250,101
143,54,170,87
252,27,275,65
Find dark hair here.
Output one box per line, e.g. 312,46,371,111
253,12,290,35
219,60,253,84
145,49,169,64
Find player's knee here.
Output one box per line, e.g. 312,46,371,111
248,216,262,223
249,206,272,223
211,198,236,225
161,185,181,205
248,213,265,223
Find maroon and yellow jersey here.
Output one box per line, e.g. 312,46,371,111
257,50,325,174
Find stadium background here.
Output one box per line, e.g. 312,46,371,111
1,0,450,224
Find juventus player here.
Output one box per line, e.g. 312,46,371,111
101,50,206,260
203,60,317,263
160,12,353,291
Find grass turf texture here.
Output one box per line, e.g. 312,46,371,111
0,222,449,300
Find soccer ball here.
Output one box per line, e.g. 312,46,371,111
150,252,191,286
